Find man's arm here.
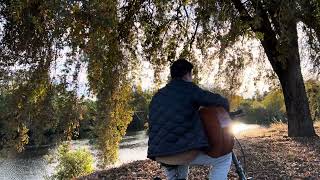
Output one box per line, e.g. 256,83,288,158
192,85,230,111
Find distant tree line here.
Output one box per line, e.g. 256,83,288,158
1,79,319,156
0,81,82,153
0,84,152,154
78,85,152,138
216,80,320,125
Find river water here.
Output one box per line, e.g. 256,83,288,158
0,131,148,180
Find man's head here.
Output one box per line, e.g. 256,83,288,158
170,59,194,82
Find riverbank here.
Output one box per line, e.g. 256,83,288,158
79,122,320,179
0,131,149,180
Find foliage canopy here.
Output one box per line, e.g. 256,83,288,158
1,0,320,164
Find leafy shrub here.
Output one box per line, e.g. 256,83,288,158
239,89,286,125
48,143,94,180
306,80,320,121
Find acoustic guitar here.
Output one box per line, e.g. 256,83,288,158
199,106,236,158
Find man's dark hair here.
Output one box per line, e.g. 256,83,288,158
170,59,194,79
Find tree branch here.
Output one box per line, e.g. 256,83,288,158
231,0,282,73
262,0,281,37
298,0,320,42
189,20,199,50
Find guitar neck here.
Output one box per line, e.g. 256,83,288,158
229,109,244,119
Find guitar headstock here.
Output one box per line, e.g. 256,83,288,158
229,109,245,119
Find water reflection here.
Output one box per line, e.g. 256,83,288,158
118,131,148,165
0,130,148,180
0,147,55,180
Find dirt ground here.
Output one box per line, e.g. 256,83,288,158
78,122,320,180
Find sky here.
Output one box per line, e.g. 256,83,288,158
48,23,318,99
133,22,319,98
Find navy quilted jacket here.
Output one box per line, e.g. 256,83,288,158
147,79,229,159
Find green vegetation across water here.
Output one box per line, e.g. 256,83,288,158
1,80,320,157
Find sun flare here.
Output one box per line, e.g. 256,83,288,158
231,123,255,134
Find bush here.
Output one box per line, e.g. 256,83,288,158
306,80,320,121
239,89,286,125
48,143,94,180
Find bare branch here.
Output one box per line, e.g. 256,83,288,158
189,20,199,50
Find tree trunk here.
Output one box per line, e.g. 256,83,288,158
277,60,316,137
273,20,316,137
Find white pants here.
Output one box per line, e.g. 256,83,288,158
163,152,232,180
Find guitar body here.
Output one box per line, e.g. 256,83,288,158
199,107,234,158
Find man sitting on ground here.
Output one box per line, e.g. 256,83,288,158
147,59,232,180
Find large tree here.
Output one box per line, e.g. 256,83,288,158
131,0,319,137
229,0,319,137
0,0,135,165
